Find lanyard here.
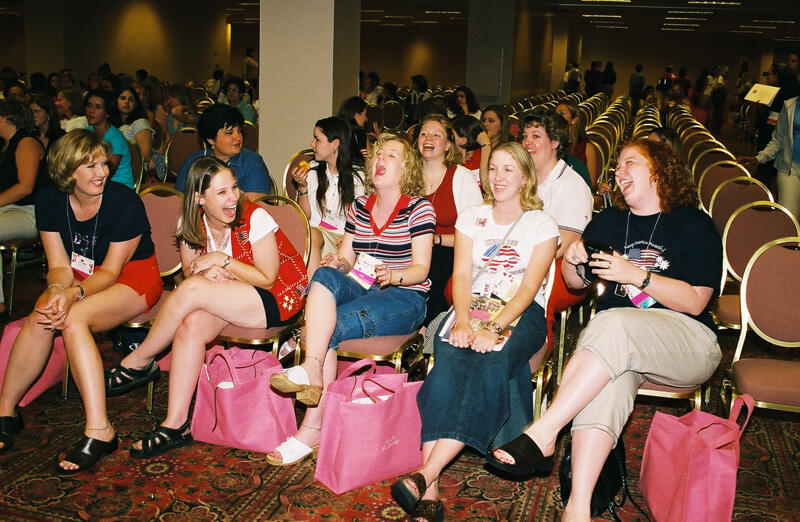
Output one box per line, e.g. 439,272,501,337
66,194,101,260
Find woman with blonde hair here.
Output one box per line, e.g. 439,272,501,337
0,129,162,473
268,133,435,466
105,156,306,458
391,141,558,521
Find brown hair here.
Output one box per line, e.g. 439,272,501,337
364,133,425,197
614,139,698,213
47,129,111,193
417,113,462,167
483,142,544,211
176,156,245,250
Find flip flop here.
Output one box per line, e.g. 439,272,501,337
265,436,318,466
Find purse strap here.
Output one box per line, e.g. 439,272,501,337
360,377,397,404
728,393,755,435
471,211,525,282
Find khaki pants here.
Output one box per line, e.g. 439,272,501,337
571,307,720,441
0,204,38,304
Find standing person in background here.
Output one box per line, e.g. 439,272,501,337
677,67,693,97
600,62,616,97
565,62,581,94
243,47,259,96
629,64,646,115
584,62,602,97
709,66,729,133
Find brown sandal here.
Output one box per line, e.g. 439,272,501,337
390,472,428,513
410,500,444,522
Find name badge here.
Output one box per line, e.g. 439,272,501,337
348,252,379,289
71,252,95,278
623,283,656,309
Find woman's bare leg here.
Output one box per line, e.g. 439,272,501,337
294,281,336,388
307,228,323,278
562,428,614,522
417,439,465,501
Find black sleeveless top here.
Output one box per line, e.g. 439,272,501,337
0,129,49,207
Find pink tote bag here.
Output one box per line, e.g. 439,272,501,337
640,394,754,522
191,346,297,453
315,359,423,494
0,318,65,407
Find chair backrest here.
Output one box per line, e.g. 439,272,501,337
382,100,404,131
242,122,258,152
709,176,772,235
697,161,750,211
282,148,314,200
138,184,184,278
165,128,203,181
735,236,800,362
405,123,418,143
127,140,144,193
692,148,735,182
365,103,383,133
254,194,311,265
721,201,800,286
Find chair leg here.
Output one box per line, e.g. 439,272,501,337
556,308,570,385
7,246,18,313
62,359,70,399
146,381,154,413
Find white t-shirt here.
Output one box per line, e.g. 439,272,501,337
119,118,154,142
450,164,484,214
306,161,365,234
184,207,278,256
456,204,559,307
538,159,593,234
61,116,89,132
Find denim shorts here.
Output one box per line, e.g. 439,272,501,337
309,267,427,349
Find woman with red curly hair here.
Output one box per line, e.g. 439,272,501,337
486,140,722,521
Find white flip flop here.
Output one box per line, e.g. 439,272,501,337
266,436,318,466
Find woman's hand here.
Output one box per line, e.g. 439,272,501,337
190,251,227,275
597,181,613,195
291,165,309,189
448,319,474,348
321,253,348,271
374,263,392,287
201,264,233,283
476,131,491,148
35,285,78,330
590,251,646,286
563,240,589,267
470,328,499,353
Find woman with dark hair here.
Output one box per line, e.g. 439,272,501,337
222,75,256,124
268,134,434,466
337,95,369,165
451,114,491,182
0,100,49,315
447,85,481,119
391,142,558,521
487,140,722,522
105,156,304,457
555,101,596,189
0,129,162,471
481,105,510,150
417,113,483,324
84,89,133,189
47,72,60,97
117,87,155,172
292,116,365,276
55,87,88,132
361,71,383,105
30,93,66,153
601,62,617,97
155,84,198,145
647,126,682,156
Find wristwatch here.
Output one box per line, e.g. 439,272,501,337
223,255,231,268
75,284,85,301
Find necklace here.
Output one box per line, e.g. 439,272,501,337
623,210,662,260
66,194,101,259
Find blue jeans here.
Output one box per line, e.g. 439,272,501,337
309,267,427,349
417,300,546,453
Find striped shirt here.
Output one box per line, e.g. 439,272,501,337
345,194,436,292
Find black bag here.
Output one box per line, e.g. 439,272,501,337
110,327,148,355
559,437,643,521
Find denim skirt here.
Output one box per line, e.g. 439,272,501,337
309,267,427,349
417,300,546,454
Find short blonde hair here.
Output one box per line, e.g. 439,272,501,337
417,114,462,167
364,133,425,197
47,129,111,193
482,141,543,211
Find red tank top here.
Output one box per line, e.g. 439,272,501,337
462,147,481,171
428,165,458,235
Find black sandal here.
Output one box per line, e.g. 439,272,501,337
391,472,428,513
410,500,445,522
0,412,23,452
485,433,554,476
105,360,160,397
130,419,192,459
55,435,118,474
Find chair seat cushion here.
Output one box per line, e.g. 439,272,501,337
733,359,800,406
640,381,700,394
337,332,417,356
713,294,740,325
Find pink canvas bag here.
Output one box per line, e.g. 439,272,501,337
315,359,423,494
0,318,66,406
640,394,754,522
191,346,297,453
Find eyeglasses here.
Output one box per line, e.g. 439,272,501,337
226,88,241,94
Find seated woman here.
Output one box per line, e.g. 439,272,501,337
117,87,156,173
487,140,722,522
451,114,491,186
84,90,134,189
105,156,305,458
337,96,369,165
30,93,66,153
292,116,365,277
55,87,88,132
0,129,162,472
391,142,558,521
554,101,595,189
481,105,511,151
0,100,49,316
417,113,482,324
222,75,257,124
267,133,434,465
446,85,481,120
